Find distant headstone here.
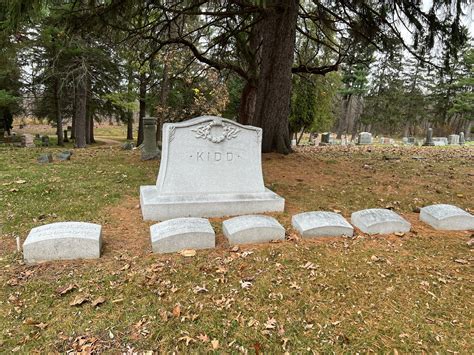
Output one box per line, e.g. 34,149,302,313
41,135,50,147
37,153,53,164
459,132,465,145
420,204,474,231
423,128,434,146
432,137,447,146
35,133,40,139
150,217,215,253
57,151,72,161
448,134,460,145
357,132,372,145
63,130,69,143
21,134,35,148
407,136,415,144
402,137,409,145
121,141,134,150
292,211,353,237
141,117,160,160
23,222,102,263
140,116,285,220
321,133,331,143
291,138,297,147
351,208,411,235
222,215,285,245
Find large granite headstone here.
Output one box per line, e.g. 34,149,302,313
459,132,465,145
222,215,285,245
23,222,102,263
150,217,215,253
357,132,372,145
140,116,285,220
292,211,353,237
351,208,411,235
423,128,434,146
420,204,474,230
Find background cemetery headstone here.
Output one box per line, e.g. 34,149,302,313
459,132,465,145
222,215,285,245
448,134,460,145
140,116,285,220
357,132,372,145
423,128,434,146
141,117,160,160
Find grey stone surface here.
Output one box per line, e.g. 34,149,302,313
140,116,285,220
222,215,285,245
37,153,53,164
292,211,354,238
122,141,134,150
351,208,411,235
448,134,460,145
23,222,102,263
141,117,160,160
432,137,448,146
57,151,72,161
41,135,49,147
423,128,435,146
150,217,215,253
21,134,35,147
420,204,474,230
459,132,465,145
357,132,372,145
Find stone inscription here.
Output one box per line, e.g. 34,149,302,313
190,151,242,162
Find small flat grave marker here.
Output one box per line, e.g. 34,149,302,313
351,208,411,235
420,204,474,230
292,211,353,237
150,217,215,254
23,222,102,263
222,215,285,245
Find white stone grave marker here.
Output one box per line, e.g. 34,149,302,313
420,204,474,230
150,217,215,253
23,222,102,263
351,209,411,235
222,215,285,245
292,211,353,237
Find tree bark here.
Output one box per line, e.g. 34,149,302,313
157,62,170,142
137,71,146,146
238,81,257,125
54,77,64,146
74,76,87,148
126,112,133,140
71,85,76,140
252,0,298,154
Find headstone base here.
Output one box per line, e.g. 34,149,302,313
140,185,285,221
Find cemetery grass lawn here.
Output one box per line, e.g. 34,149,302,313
0,144,473,353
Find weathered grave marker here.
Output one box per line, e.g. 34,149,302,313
23,222,102,263
351,208,411,235
222,215,285,245
140,116,285,220
150,217,215,253
448,134,460,145
357,132,372,145
420,204,474,230
292,211,353,237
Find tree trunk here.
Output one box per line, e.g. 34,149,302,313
157,62,169,142
238,81,257,125
74,76,87,148
71,85,76,140
54,78,64,146
137,72,146,146
126,112,133,140
89,115,95,143
253,0,298,154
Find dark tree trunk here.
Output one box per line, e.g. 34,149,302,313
253,0,298,154
238,81,257,125
74,77,87,148
54,78,64,146
89,115,95,143
137,72,146,146
71,85,76,140
126,112,133,140
157,63,170,142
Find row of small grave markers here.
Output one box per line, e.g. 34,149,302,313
22,204,474,263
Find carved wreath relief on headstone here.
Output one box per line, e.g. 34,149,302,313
192,118,241,143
